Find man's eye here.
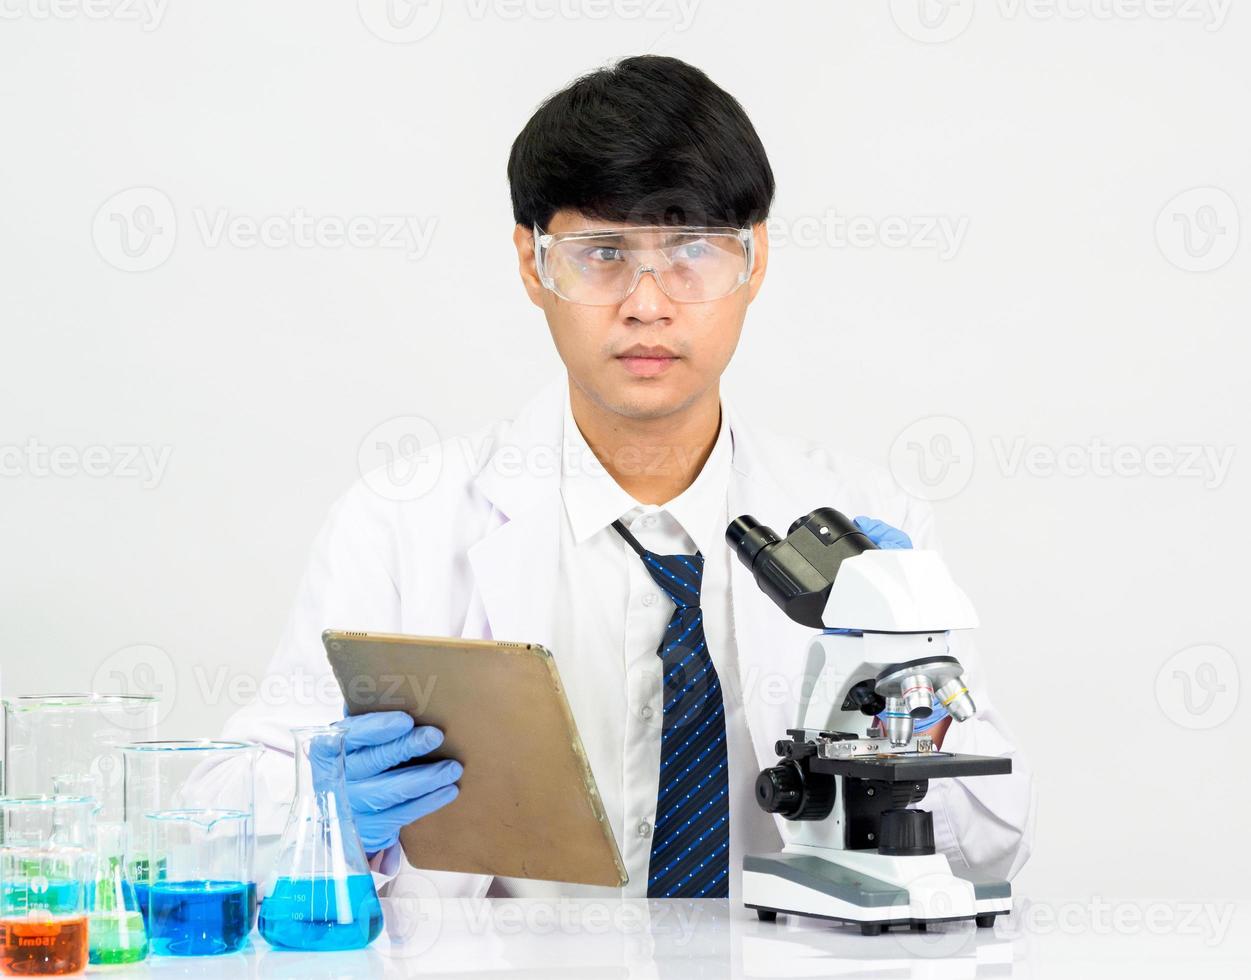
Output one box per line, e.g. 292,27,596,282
674,241,710,261
587,246,623,263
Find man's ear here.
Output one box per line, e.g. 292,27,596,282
513,223,547,309
745,220,769,303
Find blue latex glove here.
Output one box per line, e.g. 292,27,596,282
332,711,462,856
854,516,913,550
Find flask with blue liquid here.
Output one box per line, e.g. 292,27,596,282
258,726,383,951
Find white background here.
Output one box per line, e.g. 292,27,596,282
1,0,1246,908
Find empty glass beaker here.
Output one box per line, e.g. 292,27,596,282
258,726,382,951
3,695,159,822
122,740,260,957
0,796,97,977
86,822,146,965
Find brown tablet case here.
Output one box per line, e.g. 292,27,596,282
323,630,627,887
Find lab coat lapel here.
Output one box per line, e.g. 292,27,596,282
724,406,827,774
466,380,566,651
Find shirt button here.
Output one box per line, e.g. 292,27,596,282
642,592,658,607
637,820,652,838
643,515,657,528
640,704,654,720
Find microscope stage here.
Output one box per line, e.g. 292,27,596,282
810,752,1011,781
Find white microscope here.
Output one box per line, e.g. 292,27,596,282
726,508,1013,935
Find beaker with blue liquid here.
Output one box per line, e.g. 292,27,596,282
122,740,260,956
258,726,383,951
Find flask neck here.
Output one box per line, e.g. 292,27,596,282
293,727,351,806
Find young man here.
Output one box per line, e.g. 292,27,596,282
222,55,1033,900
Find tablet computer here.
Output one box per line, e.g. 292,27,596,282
322,630,627,888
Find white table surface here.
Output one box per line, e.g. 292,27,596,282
97,896,1247,979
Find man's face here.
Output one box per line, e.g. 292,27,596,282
514,210,770,422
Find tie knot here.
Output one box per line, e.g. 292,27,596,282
641,552,703,609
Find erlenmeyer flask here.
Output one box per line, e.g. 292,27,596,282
258,726,383,951
87,821,147,964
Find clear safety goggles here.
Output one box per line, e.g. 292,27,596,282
533,224,755,306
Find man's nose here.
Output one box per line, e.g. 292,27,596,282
618,268,676,325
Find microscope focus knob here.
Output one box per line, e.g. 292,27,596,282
755,762,836,821
878,808,936,856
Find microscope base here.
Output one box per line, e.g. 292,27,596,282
743,851,1010,935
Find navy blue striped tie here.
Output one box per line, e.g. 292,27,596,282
612,519,730,898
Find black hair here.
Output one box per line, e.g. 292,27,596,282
508,55,775,230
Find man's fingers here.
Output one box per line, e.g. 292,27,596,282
344,725,445,781
354,784,461,854
347,759,463,812
335,711,416,751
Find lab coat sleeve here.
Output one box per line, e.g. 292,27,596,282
217,480,494,900
899,499,1037,881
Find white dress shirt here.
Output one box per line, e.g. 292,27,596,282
487,395,782,898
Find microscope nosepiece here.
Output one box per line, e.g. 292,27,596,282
882,697,913,746
936,677,976,722
899,673,936,719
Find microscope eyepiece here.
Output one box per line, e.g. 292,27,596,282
726,508,875,629
726,515,781,570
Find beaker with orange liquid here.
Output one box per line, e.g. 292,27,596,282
0,796,96,977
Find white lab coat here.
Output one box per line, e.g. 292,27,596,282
221,377,1035,897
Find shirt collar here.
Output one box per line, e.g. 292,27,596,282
560,389,733,556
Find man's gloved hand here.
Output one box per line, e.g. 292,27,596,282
854,516,913,550
332,711,462,856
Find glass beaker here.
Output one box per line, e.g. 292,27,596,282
122,740,260,957
258,726,382,951
0,796,97,977
3,695,159,822
86,822,146,965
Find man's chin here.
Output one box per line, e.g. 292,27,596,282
595,380,703,422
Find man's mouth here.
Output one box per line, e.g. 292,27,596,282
615,344,679,378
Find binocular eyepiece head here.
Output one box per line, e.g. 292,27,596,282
725,509,875,629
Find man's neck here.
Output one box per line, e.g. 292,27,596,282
569,381,721,505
